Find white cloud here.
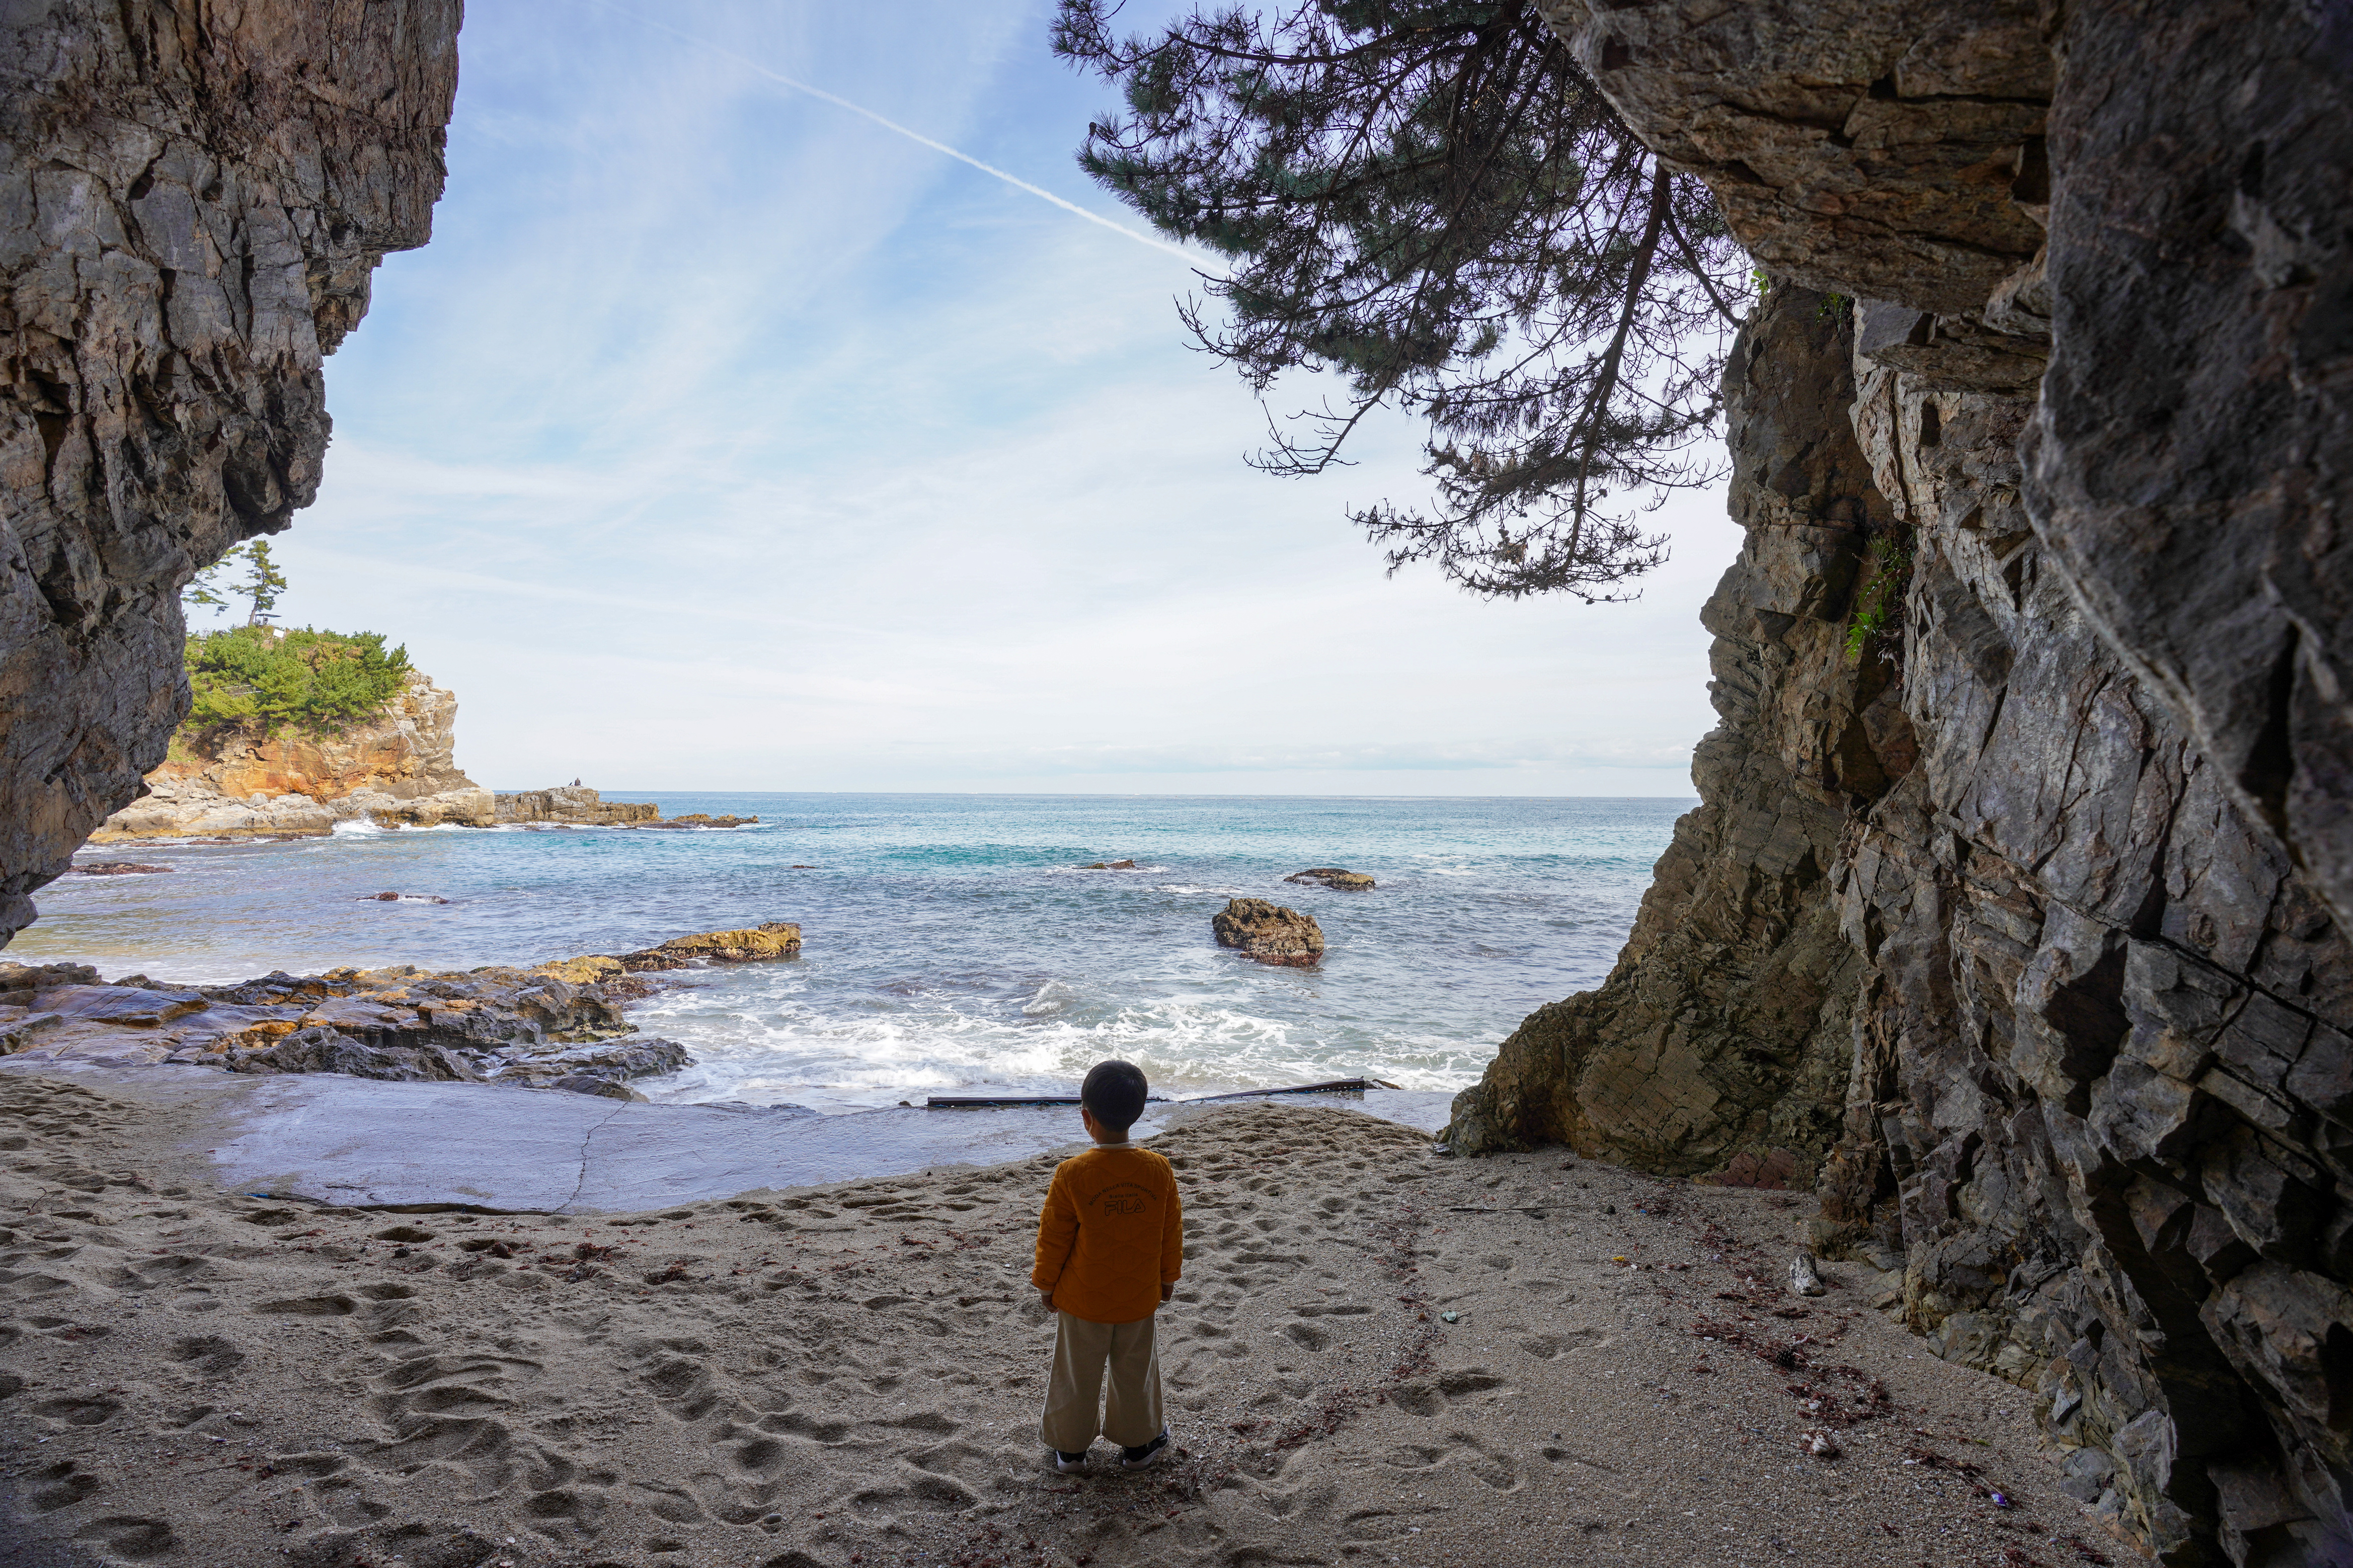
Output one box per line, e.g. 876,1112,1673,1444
256,0,1738,798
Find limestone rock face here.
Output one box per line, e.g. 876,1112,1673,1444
90,669,494,839
1211,899,1324,966
1535,0,2050,316
1445,284,1894,1178
1453,3,2353,1558
0,3,463,938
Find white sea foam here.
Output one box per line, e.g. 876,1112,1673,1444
13,792,1684,1115
1021,980,1078,1017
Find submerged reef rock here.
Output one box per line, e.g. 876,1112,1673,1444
1458,4,2353,1560
0,923,794,1087
0,3,464,938
92,668,494,840
1285,868,1376,891
1212,898,1324,966
615,923,803,972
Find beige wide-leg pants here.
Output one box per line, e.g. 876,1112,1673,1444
1040,1310,1163,1453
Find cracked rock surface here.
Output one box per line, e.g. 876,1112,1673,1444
0,1,463,940
1458,3,2353,1561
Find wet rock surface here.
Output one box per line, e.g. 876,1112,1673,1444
1284,867,1376,890
1211,898,1324,966
0,2,463,935
1457,4,2353,1560
0,924,792,1094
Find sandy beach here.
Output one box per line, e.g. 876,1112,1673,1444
0,1071,2148,1568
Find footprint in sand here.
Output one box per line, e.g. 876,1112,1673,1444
1387,1365,1508,1417
164,1334,246,1376
31,1460,103,1512
1281,1321,1331,1351
1518,1326,1608,1358
73,1516,176,1561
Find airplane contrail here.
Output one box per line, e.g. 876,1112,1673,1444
590,2,1205,266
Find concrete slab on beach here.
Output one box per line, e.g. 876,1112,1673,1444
0,1060,1451,1212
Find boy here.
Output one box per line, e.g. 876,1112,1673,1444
1032,1059,1182,1472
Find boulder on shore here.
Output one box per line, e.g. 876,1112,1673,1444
1285,867,1376,891
1212,898,1324,967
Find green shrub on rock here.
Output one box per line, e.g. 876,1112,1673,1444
184,626,412,734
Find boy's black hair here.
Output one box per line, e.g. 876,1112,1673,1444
1081,1059,1149,1134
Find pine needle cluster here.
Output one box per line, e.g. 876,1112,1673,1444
1054,0,1751,599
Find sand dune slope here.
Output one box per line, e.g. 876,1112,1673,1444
0,1074,2147,1568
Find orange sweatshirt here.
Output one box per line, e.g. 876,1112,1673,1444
1030,1143,1183,1325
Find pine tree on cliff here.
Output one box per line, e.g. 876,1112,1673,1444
239,540,288,626
181,542,243,617
1054,0,1749,600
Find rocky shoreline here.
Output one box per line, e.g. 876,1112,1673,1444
88,670,757,843
0,922,801,1101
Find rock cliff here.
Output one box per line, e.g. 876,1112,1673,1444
0,3,464,935
91,667,493,839
1449,3,2353,1561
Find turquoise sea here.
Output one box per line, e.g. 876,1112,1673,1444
13,793,1684,1113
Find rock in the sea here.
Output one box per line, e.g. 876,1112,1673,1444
67,862,173,876
617,923,804,971
641,813,759,830
1285,867,1376,891
1082,859,1140,870
358,892,453,904
494,786,660,827
1212,899,1324,966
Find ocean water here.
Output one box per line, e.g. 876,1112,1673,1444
15,793,1683,1114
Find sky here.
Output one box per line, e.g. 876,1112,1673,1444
214,0,1744,796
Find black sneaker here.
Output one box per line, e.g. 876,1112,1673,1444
1051,1448,1089,1473
1119,1433,1170,1470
